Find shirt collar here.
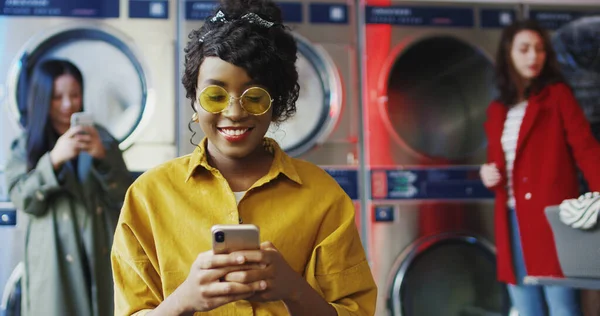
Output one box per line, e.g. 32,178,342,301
185,137,302,185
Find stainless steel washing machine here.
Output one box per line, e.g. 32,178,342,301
177,0,362,228
362,1,520,315
0,0,178,302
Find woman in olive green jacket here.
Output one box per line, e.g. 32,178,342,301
5,60,132,316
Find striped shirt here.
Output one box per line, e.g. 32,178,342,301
501,101,528,209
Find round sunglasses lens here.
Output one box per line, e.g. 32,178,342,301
242,88,271,114
199,86,229,113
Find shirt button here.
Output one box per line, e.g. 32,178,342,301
66,254,74,263
35,190,44,201
63,213,69,221
525,192,532,200
96,206,103,215
523,177,528,183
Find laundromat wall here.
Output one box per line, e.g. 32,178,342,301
1,0,600,315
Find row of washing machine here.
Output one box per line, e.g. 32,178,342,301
1,0,600,315
364,2,600,315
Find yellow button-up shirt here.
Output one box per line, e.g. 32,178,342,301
111,138,377,315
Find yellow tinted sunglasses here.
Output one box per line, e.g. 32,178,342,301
197,85,273,115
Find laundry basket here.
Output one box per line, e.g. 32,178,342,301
545,205,600,279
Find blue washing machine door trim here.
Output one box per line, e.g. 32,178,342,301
15,28,148,145
284,36,335,157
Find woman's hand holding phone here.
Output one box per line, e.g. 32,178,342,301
50,127,86,170
163,250,266,314
158,225,267,314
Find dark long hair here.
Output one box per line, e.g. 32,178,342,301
495,19,565,105
26,59,84,170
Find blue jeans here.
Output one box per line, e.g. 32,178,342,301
507,209,582,316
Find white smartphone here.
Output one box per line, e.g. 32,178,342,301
70,112,94,132
211,224,260,254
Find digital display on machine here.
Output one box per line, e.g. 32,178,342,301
276,2,302,23
479,9,516,29
324,168,359,200
365,5,474,28
530,10,600,30
185,0,303,22
310,3,348,24
0,0,119,18
129,0,168,19
185,0,217,20
371,167,494,200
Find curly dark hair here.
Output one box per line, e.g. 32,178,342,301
495,19,566,106
182,0,299,123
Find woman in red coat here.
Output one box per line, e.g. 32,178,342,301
481,19,600,316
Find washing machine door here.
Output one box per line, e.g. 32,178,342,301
265,34,341,157
388,234,509,316
383,36,495,163
6,24,151,150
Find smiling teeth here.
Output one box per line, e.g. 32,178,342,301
220,129,248,136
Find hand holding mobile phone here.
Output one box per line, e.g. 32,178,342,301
211,224,260,254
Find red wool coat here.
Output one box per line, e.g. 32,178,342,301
484,83,600,284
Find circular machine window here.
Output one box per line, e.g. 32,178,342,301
384,36,495,162
390,235,508,316
553,16,600,138
9,28,148,149
265,34,341,157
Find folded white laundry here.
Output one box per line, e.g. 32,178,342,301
558,192,600,230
